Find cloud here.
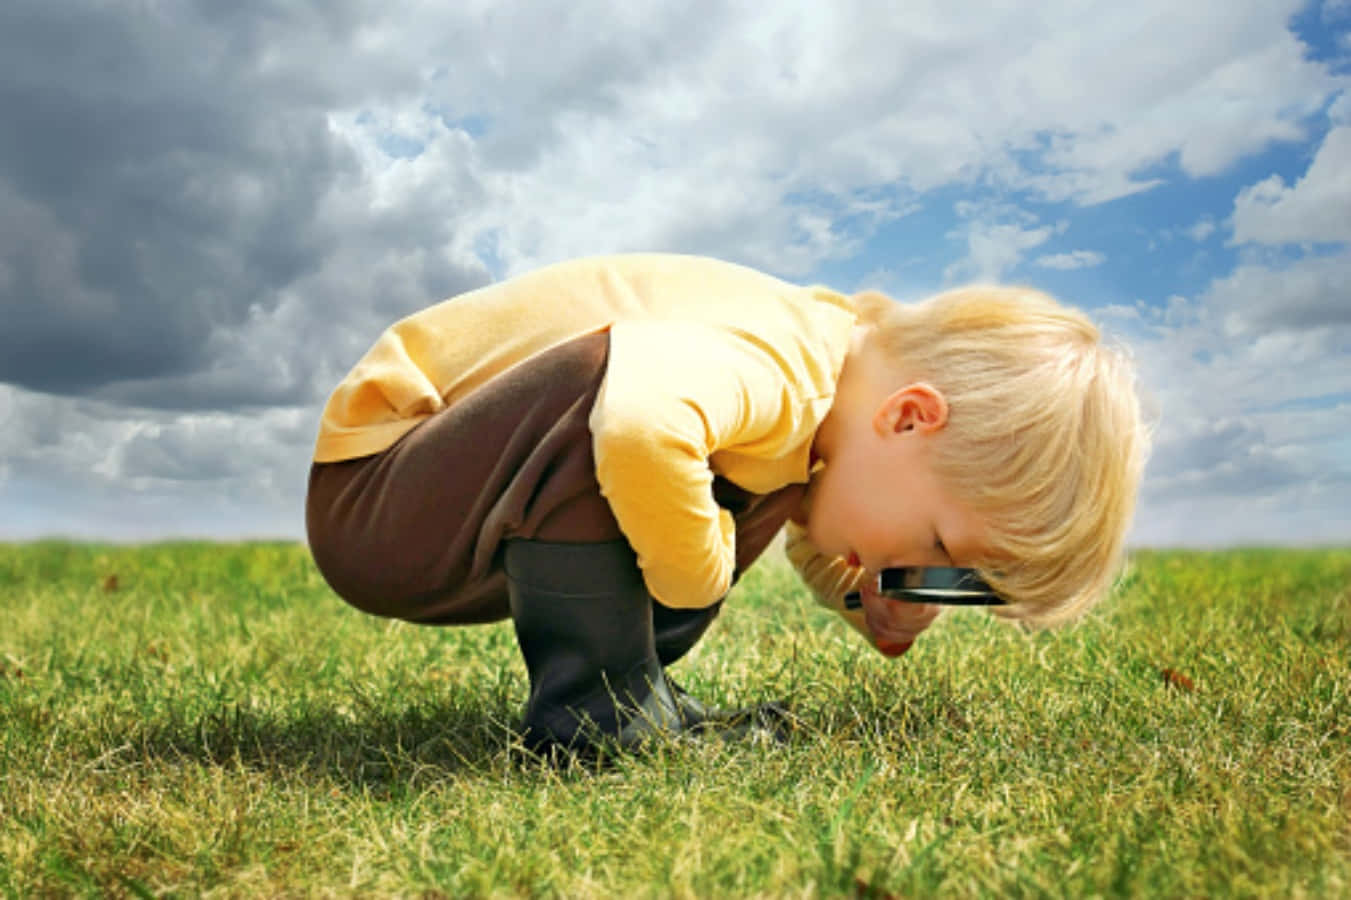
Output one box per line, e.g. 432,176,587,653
1131,384,1351,547
1104,258,1351,420
1230,127,1351,246
1035,250,1107,270
944,208,1066,282
1203,254,1351,335
1143,417,1310,497
1133,482,1351,546
1187,218,1217,242
1334,93,1351,126
1112,294,1351,546
1,0,1348,542
3,2,1342,398
0,1,486,406
0,382,314,539
1100,116,1351,511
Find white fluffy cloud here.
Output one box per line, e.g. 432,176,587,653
1114,87,1351,547
1035,250,1107,270
1099,248,1351,547
1205,255,1351,336
1187,218,1218,242
0,384,314,539
1231,126,1351,246
299,0,1342,275
945,220,1061,282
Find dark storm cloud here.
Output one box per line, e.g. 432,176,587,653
0,0,454,404
0,0,742,411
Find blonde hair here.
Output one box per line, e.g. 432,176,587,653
853,286,1150,627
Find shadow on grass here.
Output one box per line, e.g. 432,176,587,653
122,695,524,790
107,668,976,793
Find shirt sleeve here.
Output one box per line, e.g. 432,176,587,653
783,520,874,643
590,320,816,609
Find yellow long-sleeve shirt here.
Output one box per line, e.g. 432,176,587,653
313,253,862,613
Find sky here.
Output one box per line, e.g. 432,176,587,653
1,0,1348,547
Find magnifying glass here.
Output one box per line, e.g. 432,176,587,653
843,566,1005,610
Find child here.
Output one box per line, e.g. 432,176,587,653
305,254,1147,754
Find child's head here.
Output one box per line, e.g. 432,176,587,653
832,285,1149,627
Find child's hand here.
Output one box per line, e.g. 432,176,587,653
857,579,940,657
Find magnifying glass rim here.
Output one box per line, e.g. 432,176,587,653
843,565,1006,609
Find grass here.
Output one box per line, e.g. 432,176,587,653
0,541,1347,897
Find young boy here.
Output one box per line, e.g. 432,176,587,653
305,254,1147,754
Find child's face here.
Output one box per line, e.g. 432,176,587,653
803,383,991,574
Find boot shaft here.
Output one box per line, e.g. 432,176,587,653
505,539,683,750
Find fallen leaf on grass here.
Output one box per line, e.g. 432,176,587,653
1160,668,1195,692
853,877,900,900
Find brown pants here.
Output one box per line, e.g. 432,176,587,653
305,330,804,626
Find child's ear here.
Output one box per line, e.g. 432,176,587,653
872,383,949,437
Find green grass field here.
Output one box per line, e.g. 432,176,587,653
0,542,1347,897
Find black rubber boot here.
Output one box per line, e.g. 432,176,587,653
505,539,696,756
650,600,729,722
650,598,796,739
652,600,722,666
